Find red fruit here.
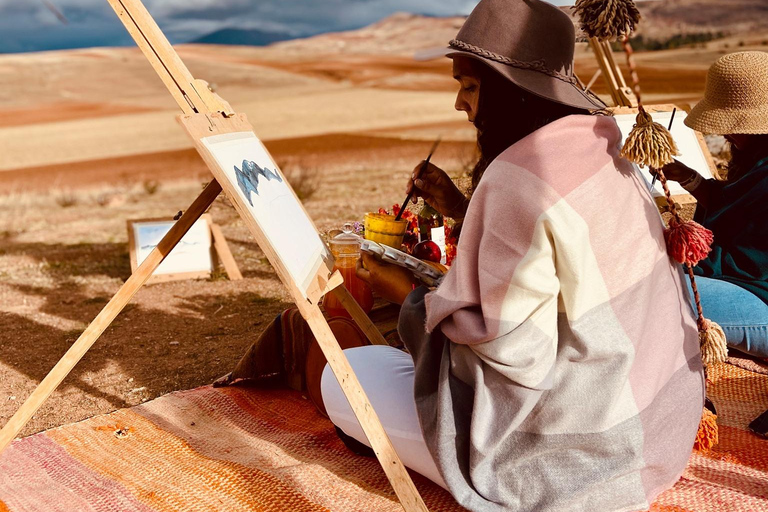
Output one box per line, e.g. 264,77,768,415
412,240,441,263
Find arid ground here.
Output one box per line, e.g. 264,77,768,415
1,14,767,437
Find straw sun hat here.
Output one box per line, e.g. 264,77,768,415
685,51,768,135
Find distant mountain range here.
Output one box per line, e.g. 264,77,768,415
3,0,765,55
189,3,768,52
191,28,298,47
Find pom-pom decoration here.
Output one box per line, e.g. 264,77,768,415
693,406,719,452
663,217,714,266
573,0,641,42
699,319,728,366
620,110,679,169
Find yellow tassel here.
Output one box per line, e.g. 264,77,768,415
700,319,728,366
620,110,679,169
573,0,641,42
693,406,718,452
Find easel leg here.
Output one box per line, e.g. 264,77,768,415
299,304,428,512
331,285,389,346
210,222,243,280
0,180,223,454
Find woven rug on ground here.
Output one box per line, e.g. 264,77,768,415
650,362,768,511
0,362,766,512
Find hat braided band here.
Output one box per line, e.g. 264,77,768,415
449,39,578,85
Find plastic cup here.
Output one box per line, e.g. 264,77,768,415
364,212,408,249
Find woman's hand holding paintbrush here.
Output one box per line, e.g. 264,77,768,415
401,142,469,221
396,137,441,221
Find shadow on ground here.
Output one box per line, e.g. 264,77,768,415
0,238,292,437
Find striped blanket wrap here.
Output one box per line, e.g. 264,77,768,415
400,114,706,511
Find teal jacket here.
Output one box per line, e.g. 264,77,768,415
694,157,768,304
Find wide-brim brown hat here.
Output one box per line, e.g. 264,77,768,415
685,51,768,135
446,0,605,111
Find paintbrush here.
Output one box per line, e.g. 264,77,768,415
395,136,442,221
649,108,677,191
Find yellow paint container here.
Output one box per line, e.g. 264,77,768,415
364,213,408,249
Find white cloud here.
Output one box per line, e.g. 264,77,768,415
145,0,250,18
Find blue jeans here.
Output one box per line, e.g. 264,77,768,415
687,276,768,358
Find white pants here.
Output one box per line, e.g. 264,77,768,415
320,345,447,489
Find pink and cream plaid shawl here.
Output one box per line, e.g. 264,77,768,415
401,114,705,511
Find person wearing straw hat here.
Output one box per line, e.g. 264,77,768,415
658,51,768,359
321,0,705,510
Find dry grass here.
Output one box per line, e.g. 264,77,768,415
54,189,78,208
279,158,322,201
142,180,160,196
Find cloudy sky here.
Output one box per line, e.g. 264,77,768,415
0,0,575,53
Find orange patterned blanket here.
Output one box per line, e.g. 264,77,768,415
0,363,765,511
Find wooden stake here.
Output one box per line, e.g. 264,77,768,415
0,181,222,453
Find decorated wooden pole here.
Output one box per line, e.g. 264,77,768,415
573,0,727,451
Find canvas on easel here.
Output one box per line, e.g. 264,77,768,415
198,132,330,296
128,215,214,283
0,1,428,510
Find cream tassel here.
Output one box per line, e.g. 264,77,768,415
700,319,728,366
620,110,680,169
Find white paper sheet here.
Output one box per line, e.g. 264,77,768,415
202,131,329,297
614,110,715,197
134,219,212,275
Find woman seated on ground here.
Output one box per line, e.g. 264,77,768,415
320,1,704,510
658,51,768,359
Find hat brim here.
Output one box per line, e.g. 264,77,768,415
446,49,606,111
685,97,768,135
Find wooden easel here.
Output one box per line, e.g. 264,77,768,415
0,1,428,510
589,38,637,108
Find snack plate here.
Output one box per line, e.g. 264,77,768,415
360,239,445,287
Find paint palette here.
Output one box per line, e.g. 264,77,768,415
360,240,446,287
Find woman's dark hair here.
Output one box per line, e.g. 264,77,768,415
468,59,595,193
726,134,768,182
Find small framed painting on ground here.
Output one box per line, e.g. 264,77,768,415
127,214,214,284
